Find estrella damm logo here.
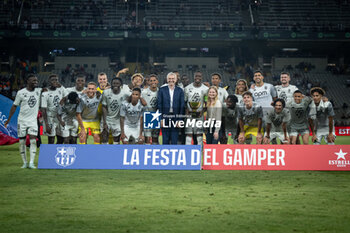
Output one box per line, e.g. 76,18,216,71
55,147,77,167
143,110,161,129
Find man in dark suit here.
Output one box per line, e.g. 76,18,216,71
158,72,185,144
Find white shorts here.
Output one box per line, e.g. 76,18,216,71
60,120,79,138
144,128,160,138
43,117,59,137
265,132,288,143
314,131,336,145
124,124,142,143
102,120,121,137
290,127,309,137
18,122,38,138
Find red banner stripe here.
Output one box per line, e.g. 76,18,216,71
202,145,350,171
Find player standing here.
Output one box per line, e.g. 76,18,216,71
287,90,316,145
41,74,65,144
235,79,249,105
120,88,145,144
310,87,336,145
101,77,129,144
142,74,160,145
275,72,298,102
184,71,209,145
97,72,109,93
5,74,42,168
210,73,228,105
250,70,277,119
65,73,86,96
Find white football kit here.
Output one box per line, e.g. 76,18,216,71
41,88,65,136
14,88,42,138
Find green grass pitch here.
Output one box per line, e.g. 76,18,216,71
1,137,350,233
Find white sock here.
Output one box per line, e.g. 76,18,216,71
186,136,192,145
113,141,119,145
196,136,203,146
19,139,27,164
29,139,37,164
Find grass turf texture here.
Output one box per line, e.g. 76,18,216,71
1,137,350,233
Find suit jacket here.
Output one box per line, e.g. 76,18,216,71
157,85,185,120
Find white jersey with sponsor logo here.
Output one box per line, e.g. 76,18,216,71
41,88,65,118
237,102,264,127
58,99,79,125
218,87,229,105
275,84,298,102
142,88,158,112
77,94,102,122
184,83,209,112
14,88,42,125
101,88,129,123
266,108,291,133
286,97,315,130
314,100,335,133
235,94,244,106
250,83,277,112
120,100,145,127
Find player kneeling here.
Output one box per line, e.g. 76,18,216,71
310,87,336,145
238,91,264,144
120,88,145,144
264,99,290,144
57,92,80,144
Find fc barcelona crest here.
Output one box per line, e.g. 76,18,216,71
55,147,77,167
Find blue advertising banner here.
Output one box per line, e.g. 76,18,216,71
38,144,202,170
0,94,19,139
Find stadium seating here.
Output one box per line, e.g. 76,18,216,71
255,0,350,31
144,0,243,30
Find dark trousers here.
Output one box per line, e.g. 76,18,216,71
162,127,179,145
206,128,221,144
162,117,179,144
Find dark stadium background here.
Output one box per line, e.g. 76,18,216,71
0,0,349,126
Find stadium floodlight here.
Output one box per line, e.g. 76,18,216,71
44,62,55,67
282,48,298,52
